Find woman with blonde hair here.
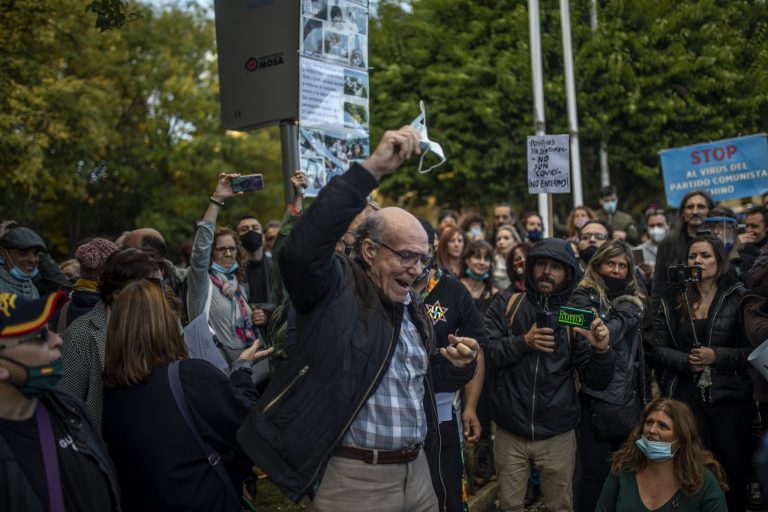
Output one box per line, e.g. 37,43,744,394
102,280,271,512
569,240,648,511
596,397,727,511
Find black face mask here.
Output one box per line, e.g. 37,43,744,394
603,275,630,295
240,231,263,252
580,245,598,264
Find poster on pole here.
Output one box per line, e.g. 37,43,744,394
659,134,768,207
527,135,570,194
298,0,369,197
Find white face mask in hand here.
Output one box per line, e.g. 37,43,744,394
409,100,446,173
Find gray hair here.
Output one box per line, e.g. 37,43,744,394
351,213,387,266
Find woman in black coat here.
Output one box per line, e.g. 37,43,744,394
653,235,751,511
102,280,272,512
567,240,647,512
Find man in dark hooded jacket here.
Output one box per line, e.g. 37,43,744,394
484,238,615,512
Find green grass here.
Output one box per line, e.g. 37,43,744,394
253,478,307,512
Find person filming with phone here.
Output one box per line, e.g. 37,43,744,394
653,235,751,511
566,240,647,512
186,173,267,368
484,238,615,512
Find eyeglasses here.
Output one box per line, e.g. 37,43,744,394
214,246,238,254
372,240,433,268
0,326,50,350
580,232,607,241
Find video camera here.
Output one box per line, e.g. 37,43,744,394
667,264,703,285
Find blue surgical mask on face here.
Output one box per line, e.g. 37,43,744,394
603,200,618,215
4,251,39,281
527,230,543,243
10,266,39,281
635,435,677,462
211,261,239,275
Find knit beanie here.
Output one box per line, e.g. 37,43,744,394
75,238,119,281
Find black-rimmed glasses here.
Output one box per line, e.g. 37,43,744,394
372,240,432,268
580,232,608,241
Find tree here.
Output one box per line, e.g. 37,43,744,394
369,0,768,217
0,1,284,257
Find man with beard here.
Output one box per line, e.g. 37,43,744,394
484,238,615,512
576,220,611,276
651,190,715,310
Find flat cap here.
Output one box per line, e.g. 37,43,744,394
0,227,46,251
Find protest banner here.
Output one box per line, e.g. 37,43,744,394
659,134,768,207
527,134,571,194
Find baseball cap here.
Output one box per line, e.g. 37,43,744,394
0,291,66,339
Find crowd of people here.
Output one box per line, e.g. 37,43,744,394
0,124,767,512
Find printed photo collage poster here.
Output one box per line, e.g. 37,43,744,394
299,0,370,197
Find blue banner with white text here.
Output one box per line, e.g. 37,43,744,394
659,134,768,207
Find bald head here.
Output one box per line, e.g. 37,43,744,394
376,207,428,246
122,228,165,251
353,207,429,303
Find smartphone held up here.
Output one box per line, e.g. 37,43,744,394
232,174,265,193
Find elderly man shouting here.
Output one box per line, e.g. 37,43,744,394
238,126,478,511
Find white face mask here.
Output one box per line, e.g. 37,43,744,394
648,226,666,243
409,100,446,173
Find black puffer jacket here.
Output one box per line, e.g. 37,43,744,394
653,272,751,403
484,238,615,441
237,164,476,501
568,287,646,405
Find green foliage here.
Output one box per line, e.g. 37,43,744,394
0,1,283,258
370,0,768,216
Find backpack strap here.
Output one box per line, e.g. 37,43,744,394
167,361,241,504
505,292,526,327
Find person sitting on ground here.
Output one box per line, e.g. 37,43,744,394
0,291,120,511
595,397,727,511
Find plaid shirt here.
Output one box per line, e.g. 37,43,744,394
342,301,428,450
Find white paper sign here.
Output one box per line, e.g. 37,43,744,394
300,58,345,127
527,134,571,194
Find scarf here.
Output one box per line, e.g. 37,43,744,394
209,272,257,346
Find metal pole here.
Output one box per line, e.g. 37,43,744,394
600,140,610,186
529,0,550,236
560,0,583,208
279,119,299,206
591,0,610,187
